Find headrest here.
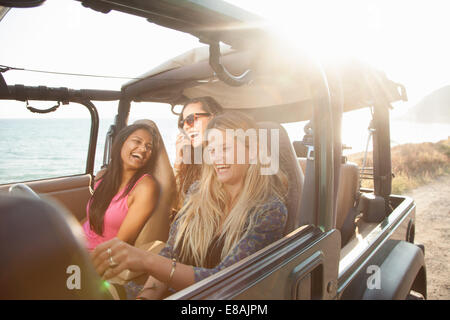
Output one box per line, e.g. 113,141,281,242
133,119,174,184
132,119,175,246
0,195,111,299
292,141,309,157
257,122,304,234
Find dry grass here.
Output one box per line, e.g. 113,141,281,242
348,138,450,194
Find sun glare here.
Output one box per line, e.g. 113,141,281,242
227,0,382,61
226,0,450,148
226,0,450,103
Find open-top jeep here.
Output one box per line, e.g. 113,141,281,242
0,0,426,300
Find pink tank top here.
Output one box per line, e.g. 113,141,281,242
82,174,149,251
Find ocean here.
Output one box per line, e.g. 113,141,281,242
0,117,178,185
1,118,449,185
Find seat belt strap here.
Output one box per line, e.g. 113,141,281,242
298,122,316,227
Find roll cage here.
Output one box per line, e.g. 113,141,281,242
0,0,406,232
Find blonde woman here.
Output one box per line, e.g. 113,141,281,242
91,111,287,299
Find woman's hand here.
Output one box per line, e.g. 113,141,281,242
174,132,191,169
91,237,151,280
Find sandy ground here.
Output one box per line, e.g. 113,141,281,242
405,175,450,300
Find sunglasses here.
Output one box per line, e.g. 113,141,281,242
178,112,211,128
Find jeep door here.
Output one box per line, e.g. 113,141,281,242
0,98,101,222
167,225,340,300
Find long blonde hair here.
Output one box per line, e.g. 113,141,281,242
174,111,287,267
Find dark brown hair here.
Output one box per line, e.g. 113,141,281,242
89,124,159,236
177,96,223,129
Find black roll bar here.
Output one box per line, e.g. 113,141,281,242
312,67,334,233
78,99,100,175
372,100,393,214
209,42,252,87
102,123,116,169
115,98,131,133
1,84,122,101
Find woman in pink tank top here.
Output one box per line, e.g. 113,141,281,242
83,124,160,251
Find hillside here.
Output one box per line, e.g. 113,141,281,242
399,86,450,123
348,138,450,194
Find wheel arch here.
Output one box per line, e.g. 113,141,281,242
341,240,426,299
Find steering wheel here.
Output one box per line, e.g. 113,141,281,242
8,183,40,199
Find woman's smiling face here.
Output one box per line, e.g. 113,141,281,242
182,102,211,148
120,128,153,171
206,129,250,186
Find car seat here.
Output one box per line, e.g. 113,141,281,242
257,122,305,234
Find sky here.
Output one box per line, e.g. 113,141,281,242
0,0,201,119
226,0,450,113
1,0,450,120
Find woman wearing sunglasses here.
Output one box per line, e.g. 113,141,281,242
174,97,223,210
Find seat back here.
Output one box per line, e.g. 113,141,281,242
335,161,360,230
257,122,304,235
299,158,360,234
132,119,176,247
0,195,111,299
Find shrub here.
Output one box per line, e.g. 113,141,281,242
348,138,449,194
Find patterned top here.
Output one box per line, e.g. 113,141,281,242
159,197,287,282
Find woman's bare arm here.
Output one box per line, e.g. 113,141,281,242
116,175,158,244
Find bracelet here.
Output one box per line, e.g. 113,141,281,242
168,257,177,285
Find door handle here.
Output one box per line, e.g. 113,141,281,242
289,251,324,299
